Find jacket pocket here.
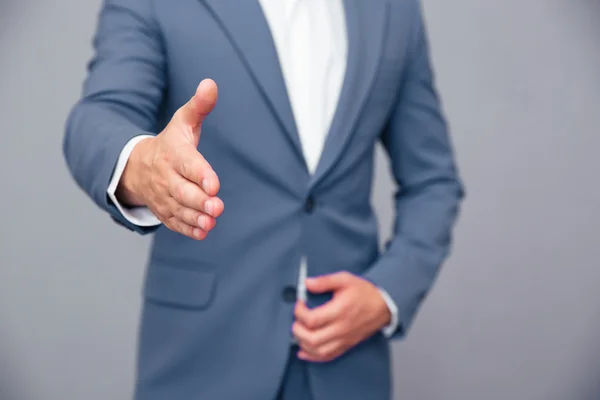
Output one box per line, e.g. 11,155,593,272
143,260,217,309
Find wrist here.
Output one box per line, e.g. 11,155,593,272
115,137,154,207
380,300,392,327
377,291,393,327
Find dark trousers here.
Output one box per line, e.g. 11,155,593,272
276,346,313,400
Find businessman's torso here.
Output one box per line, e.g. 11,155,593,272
136,1,415,398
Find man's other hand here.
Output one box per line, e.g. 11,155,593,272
292,272,392,363
116,79,224,240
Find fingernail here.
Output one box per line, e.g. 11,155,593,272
202,178,211,194
205,200,214,216
197,216,206,230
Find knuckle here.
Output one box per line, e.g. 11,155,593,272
157,203,172,219
192,163,205,182
315,347,329,359
304,337,318,349
172,204,185,220
154,204,167,218
303,332,315,344
178,222,191,236
180,159,190,178
174,183,186,203
161,143,176,165
198,167,210,183
311,336,324,349
295,323,305,335
311,317,322,329
291,322,300,336
189,160,201,179
164,216,178,231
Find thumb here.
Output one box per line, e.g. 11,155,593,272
178,79,218,140
306,272,352,294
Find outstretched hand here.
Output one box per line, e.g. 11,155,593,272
117,79,224,240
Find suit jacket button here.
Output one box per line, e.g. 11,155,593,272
282,286,297,303
304,196,315,213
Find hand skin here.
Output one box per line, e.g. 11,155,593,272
116,79,225,240
292,272,392,363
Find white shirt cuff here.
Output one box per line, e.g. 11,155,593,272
378,287,400,338
107,135,162,227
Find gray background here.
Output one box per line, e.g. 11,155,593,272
1,0,599,399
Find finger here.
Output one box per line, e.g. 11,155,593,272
297,340,346,363
174,146,220,194
294,301,311,326
295,297,345,330
176,79,218,140
292,321,342,351
165,216,207,240
292,321,313,348
168,198,217,232
203,196,225,218
168,174,223,218
167,171,211,210
305,271,353,294
196,213,217,232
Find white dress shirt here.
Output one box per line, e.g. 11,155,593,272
107,0,399,337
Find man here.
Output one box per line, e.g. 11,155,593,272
63,0,463,399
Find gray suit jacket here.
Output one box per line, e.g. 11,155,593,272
63,0,464,398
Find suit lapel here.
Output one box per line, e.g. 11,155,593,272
200,0,305,166
310,0,390,189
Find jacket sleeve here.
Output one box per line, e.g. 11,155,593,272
362,0,465,339
63,0,165,234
